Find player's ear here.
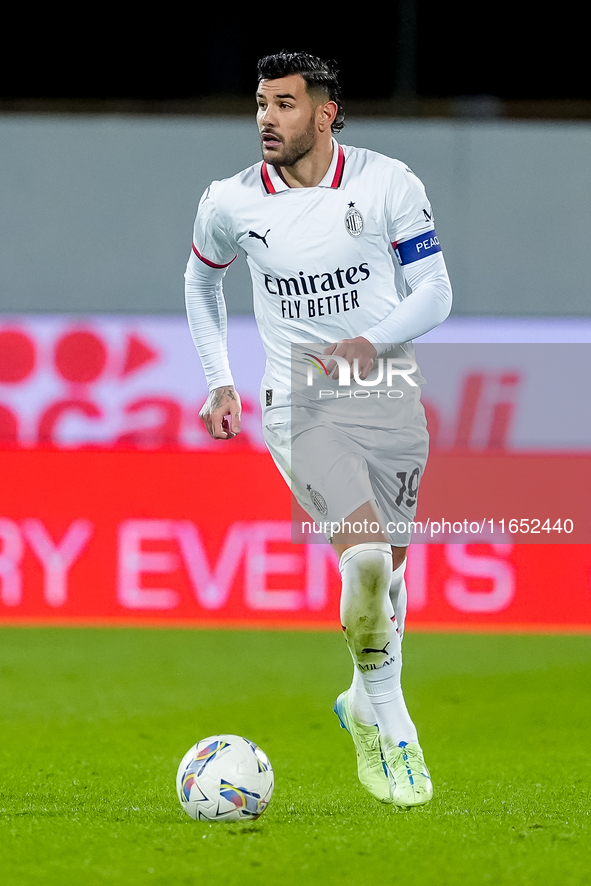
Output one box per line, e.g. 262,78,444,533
318,100,338,132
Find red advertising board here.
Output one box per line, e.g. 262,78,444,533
1,449,590,631
2,317,590,631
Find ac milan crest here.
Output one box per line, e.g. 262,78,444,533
307,485,328,516
345,203,364,237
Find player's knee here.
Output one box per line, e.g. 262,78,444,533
339,542,392,598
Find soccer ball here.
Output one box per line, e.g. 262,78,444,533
176,734,274,822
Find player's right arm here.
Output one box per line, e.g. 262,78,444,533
185,183,241,440
198,384,242,439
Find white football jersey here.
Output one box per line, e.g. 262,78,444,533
191,140,443,407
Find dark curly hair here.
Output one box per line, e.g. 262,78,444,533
257,50,345,132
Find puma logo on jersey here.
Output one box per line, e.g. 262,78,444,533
249,229,270,247
361,642,390,655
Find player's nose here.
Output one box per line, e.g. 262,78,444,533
260,106,278,126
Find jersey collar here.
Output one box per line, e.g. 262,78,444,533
261,140,345,194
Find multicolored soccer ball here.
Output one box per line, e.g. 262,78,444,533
176,734,274,822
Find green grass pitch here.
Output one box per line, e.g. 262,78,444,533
0,627,589,886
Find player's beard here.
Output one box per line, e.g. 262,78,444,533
263,114,317,168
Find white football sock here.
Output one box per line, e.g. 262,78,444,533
340,543,418,749
348,665,376,726
360,621,418,749
349,558,407,721
389,558,407,639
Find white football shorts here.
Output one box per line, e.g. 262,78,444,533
263,402,429,547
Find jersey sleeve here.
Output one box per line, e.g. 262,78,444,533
386,165,442,266
185,249,234,390
185,181,237,391
362,252,452,350
191,182,238,269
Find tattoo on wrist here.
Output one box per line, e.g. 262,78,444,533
210,386,236,409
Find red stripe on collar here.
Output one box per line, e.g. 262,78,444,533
331,144,345,188
261,144,345,191
261,162,275,194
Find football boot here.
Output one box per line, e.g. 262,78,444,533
384,740,433,807
334,690,391,803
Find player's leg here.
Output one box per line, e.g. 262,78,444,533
340,543,408,727
358,414,431,805
335,533,417,752
333,505,431,807
332,503,402,723
272,413,430,804
332,528,393,803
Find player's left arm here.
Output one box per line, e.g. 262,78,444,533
323,253,451,376
322,253,451,378
362,166,452,350
362,251,452,351
325,166,452,374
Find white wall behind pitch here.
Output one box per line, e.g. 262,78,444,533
1,115,590,315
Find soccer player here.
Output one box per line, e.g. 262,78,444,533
185,51,452,807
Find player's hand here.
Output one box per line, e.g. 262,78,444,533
323,337,377,380
199,386,242,439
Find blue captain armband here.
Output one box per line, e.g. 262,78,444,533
394,229,442,265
